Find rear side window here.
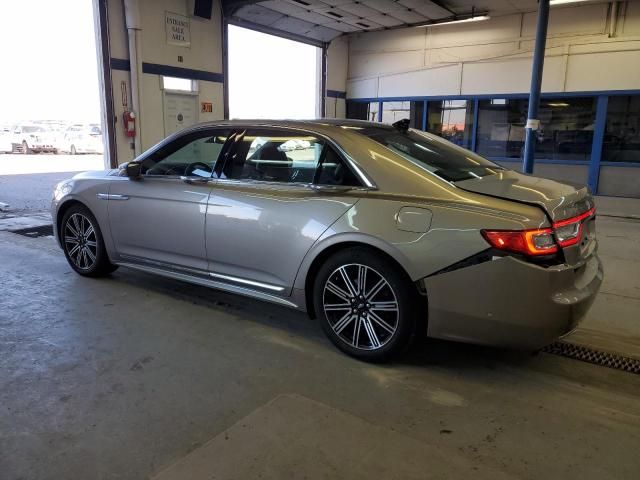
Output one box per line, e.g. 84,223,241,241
316,147,361,187
221,129,324,184
360,126,504,182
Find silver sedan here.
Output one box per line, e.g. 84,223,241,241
51,119,602,361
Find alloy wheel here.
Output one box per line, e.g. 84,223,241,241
64,213,98,270
322,264,399,351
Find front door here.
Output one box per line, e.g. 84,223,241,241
107,128,229,272
205,128,363,293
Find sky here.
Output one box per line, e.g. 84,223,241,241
0,0,101,124
228,25,319,120
0,3,318,124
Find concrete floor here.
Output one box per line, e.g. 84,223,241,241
1,230,639,479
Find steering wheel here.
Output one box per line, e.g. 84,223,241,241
184,162,212,177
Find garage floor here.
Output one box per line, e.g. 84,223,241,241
1,227,639,479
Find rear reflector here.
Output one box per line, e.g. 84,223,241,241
481,207,596,257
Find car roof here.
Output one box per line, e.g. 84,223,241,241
185,119,397,132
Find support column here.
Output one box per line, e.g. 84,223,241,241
522,0,550,174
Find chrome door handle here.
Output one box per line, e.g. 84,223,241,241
96,193,129,200
180,176,211,185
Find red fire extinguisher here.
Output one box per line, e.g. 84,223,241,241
123,111,136,138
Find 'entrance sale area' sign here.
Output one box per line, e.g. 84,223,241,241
165,12,190,47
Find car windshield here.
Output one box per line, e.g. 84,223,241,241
23,126,46,133
359,126,504,182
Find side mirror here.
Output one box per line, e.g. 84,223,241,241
125,162,142,179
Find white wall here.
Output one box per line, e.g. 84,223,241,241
346,2,640,99
107,0,224,164
325,35,348,118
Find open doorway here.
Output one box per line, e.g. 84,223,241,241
227,25,320,120
0,0,103,216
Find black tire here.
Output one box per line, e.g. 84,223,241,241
313,247,419,362
22,140,31,154
70,145,77,155
60,204,118,277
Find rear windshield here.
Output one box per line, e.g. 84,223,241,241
359,126,504,182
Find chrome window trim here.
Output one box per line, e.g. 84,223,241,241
126,123,378,189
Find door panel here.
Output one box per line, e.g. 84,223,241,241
108,177,212,271
205,182,357,291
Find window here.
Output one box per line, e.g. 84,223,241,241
476,97,597,160
536,97,596,161
316,147,361,187
346,101,369,121
162,76,196,92
603,95,640,163
368,102,380,122
476,99,527,158
427,100,474,148
142,129,229,177
381,101,410,124
220,130,324,184
382,101,424,129
360,125,503,182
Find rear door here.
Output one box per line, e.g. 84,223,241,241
205,128,363,294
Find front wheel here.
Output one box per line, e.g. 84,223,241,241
70,145,77,155
61,204,118,277
313,247,419,362
22,140,31,154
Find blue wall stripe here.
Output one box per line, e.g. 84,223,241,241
589,95,609,193
141,62,224,83
347,89,640,102
109,59,225,84
326,90,346,99
111,57,131,71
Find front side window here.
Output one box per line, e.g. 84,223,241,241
142,129,229,177
360,126,502,182
220,130,324,184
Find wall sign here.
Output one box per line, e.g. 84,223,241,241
201,102,213,113
165,12,190,47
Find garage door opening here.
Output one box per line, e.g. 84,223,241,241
227,25,320,120
0,0,103,178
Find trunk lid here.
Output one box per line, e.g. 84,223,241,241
454,170,594,221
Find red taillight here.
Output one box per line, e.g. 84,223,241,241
482,207,595,257
552,207,595,247
481,228,558,256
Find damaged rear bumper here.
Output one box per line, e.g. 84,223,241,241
423,253,603,349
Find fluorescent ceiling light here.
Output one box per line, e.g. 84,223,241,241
417,15,490,28
550,0,592,5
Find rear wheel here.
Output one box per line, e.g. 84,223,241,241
21,140,31,154
70,144,77,155
61,205,117,277
313,247,418,362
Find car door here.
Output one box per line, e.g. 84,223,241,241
205,127,364,294
107,127,230,272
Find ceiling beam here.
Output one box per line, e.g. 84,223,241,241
221,0,263,17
